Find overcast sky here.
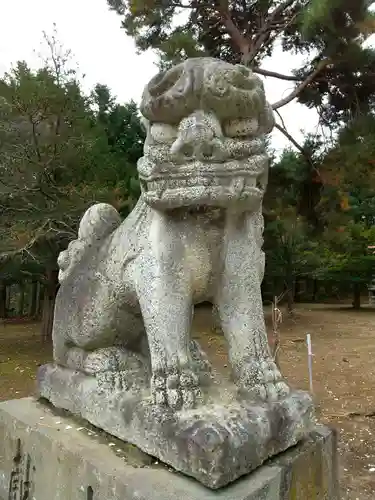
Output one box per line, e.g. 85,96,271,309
0,0,325,152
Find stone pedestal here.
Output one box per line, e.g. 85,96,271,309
37,363,314,489
0,398,339,500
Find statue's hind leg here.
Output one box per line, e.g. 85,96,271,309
55,304,150,393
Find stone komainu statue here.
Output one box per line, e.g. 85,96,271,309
38,58,313,489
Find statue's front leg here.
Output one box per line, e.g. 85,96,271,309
216,211,289,401
138,273,201,410
137,216,201,410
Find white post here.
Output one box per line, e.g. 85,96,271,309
306,333,313,395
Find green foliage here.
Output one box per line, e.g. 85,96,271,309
0,61,94,265
264,115,375,306
314,223,375,283
301,0,375,38
0,32,144,271
264,208,319,284
109,0,375,125
1,17,375,312
263,147,320,303
91,85,144,212
265,133,323,228
318,114,375,225
310,114,375,292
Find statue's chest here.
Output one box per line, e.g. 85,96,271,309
181,220,224,298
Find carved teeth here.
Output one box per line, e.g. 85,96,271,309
145,175,260,195
156,181,166,197
230,178,245,195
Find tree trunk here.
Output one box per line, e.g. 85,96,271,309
352,283,361,310
6,285,11,311
37,283,43,319
28,280,38,318
312,279,318,302
0,281,7,319
17,283,25,317
286,289,294,315
41,269,58,341
285,274,295,315
294,279,303,303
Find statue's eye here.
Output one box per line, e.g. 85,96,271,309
202,144,214,158
183,145,194,158
223,118,259,138
150,123,178,144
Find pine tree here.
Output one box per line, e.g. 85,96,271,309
108,0,375,137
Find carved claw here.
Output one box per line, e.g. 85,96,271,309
151,368,202,411
237,358,290,402
250,380,290,401
151,372,168,406
82,347,149,394
83,347,121,374
96,371,129,393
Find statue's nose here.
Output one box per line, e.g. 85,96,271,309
170,115,227,162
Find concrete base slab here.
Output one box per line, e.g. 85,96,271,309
0,398,339,500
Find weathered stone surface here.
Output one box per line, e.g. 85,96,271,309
38,57,315,488
38,364,314,489
0,399,339,500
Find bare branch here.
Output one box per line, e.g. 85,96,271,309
275,109,287,131
170,0,196,8
274,122,322,180
268,0,296,24
274,122,306,155
0,220,50,263
218,0,251,58
172,0,299,67
27,115,43,162
245,0,296,63
272,60,330,110
0,204,39,214
253,67,302,81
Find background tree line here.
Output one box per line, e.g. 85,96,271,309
0,29,144,338
0,0,375,340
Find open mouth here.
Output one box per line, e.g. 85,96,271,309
139,172,266,210
137,150,268,211
140,179,148,192
142,174,264,191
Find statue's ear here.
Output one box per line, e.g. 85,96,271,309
140,117,150,133
258,103,275,135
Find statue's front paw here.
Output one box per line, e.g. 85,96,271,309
237,358,290,402
151,367,202,411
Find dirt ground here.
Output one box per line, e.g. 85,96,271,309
1,303,375,499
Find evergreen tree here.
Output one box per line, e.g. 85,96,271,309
108,0,375,136
0,31,146,335
313,113,375,307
